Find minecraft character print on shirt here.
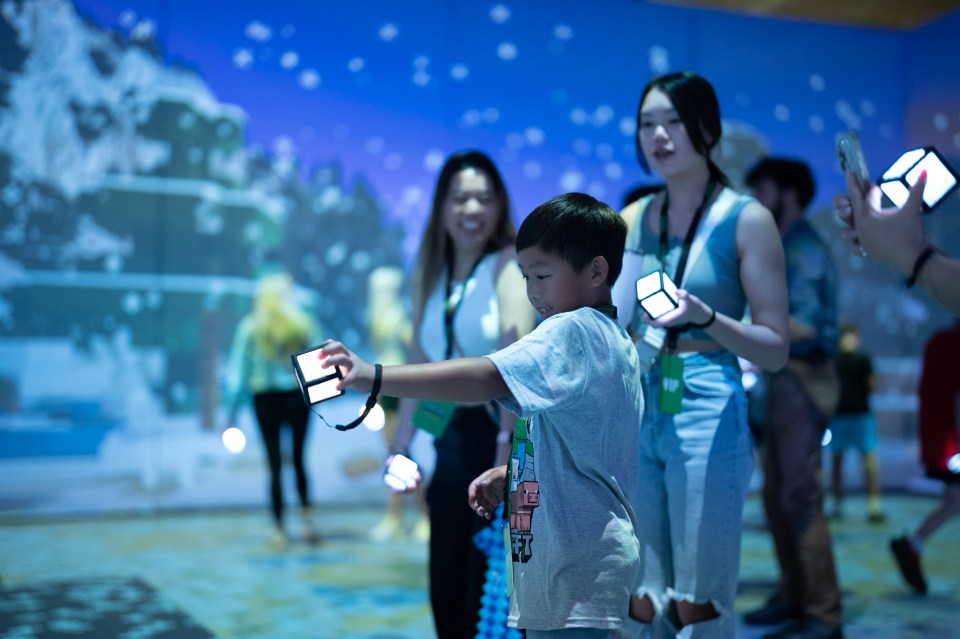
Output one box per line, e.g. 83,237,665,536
509,418,539,563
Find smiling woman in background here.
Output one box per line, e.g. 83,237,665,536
385,149,535,639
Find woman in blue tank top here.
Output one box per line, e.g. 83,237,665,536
620,72,790,639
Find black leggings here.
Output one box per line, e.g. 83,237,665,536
426,405,498,639
252,390,312,525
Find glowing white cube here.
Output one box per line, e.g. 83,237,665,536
636,271,679,320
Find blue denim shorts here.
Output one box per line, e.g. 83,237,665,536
828,413,877,453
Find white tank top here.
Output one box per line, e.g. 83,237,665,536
419,252,501,362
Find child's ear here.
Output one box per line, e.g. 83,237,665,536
590,256,609,285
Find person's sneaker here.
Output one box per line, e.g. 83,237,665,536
301,518,321,545
269,527,289,551
890,536,927,594
368,514,404,542
762,617,843,639
411,517,430,543
743,594,802,626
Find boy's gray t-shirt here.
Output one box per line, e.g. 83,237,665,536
486,306,643,631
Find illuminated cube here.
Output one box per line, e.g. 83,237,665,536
291,345,345,405
879,146,958,212
636,270,679,320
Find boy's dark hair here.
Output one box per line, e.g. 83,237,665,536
516,192,626,285
745,157,817,209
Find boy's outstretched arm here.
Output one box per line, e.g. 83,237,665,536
468,465,509,520
319,339,510,403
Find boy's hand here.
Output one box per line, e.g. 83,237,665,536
468,465,508,520
318,339,376,393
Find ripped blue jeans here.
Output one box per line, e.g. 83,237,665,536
629,350,752,639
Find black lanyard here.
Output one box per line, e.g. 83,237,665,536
444,255,484,359
658,180,716,351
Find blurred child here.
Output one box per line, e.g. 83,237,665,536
828,323,885,522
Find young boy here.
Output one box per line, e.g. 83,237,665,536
321,192,644,637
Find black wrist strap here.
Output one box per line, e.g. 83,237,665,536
317,364,383,432
686,306,716,330
906,246,936,288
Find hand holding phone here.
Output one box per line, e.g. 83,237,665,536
839,161,929,276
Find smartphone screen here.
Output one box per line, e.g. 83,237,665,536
837,130,871,193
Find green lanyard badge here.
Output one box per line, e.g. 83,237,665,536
412,400,457,437
658,353,684,414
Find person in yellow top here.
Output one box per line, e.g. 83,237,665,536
225,270,320,549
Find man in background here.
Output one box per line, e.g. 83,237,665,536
744,158,843,639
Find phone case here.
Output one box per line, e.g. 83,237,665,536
837,130,871,192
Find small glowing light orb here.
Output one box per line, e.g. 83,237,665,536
741,371,758,392
222,427,246,453
362,403,386,432
821,429,833,447
947,454,960,474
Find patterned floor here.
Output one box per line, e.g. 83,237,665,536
1,493,957,638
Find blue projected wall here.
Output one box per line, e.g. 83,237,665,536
65,0,944,220
1,0,958,514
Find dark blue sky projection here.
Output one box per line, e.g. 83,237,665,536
71,0,957,239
